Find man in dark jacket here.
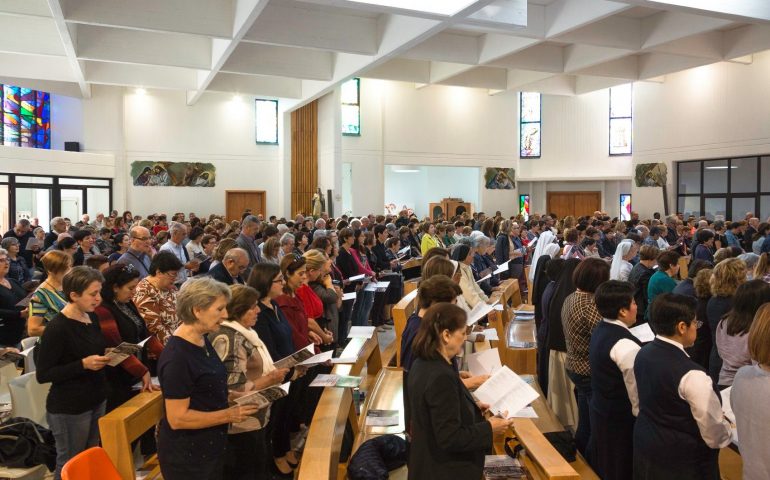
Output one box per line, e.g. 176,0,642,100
206,248,248,285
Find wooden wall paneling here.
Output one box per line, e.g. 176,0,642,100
546,191,602,218
291,100,318,217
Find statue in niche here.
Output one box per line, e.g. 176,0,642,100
312,188,325,218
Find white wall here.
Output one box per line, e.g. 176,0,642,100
344,79,633,217
384,165,479,218
50,94,83,151
317,90,342,216
633,50,770,219
121,89,286,217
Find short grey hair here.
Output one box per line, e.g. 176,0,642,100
277,224,289,235
472,235,491,249
1,237,19,249
168,222,186,235
0,248,7,257
242,215,260,228
176,277,231,325
314,218,326,228
51,217,65,226
280,233,295,246
350,218,362,229
312,229,328,240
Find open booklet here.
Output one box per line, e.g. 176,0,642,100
309,374,362,388
467,300,499,326
473,366,540,419
467,348,503,376
234,382,290,410
0,350,26,365
105,337,151,367
272,344,332,370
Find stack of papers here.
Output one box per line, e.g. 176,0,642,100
473,366,540,419
365,409,400,426
309,374,362,388
348,274,366,282
364,281,390,292
467,348,503,376
630,323,655,343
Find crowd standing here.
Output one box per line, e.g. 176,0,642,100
3,207,769,479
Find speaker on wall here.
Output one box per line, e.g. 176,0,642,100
64,142,80,152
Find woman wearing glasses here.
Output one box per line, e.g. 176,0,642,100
250,263,307,477
133,251,183,345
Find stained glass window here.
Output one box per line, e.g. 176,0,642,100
255,99,278,145
620,194,632,221
341,78,360,136
609,83,632,155
519,194,530,221
519,92,540,158
0,84,50,149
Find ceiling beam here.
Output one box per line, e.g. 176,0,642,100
221,44,333,81
364,58,431,83
641,10,733,49
242,2,378,55
563,44,634,72
436,65,507,89
545,0,631,38
401,32,480,64
186,0,270,105
207,72,302,99
46,0,90,98
83,61,198,90
723,24,770,59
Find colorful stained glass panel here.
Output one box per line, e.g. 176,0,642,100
3,85,20,146
520,122,541,158
1,84,50,149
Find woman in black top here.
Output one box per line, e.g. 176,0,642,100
0,247,28,347
407,303,512,480
157,277,259,480
36,266,109,480
249,263,306,476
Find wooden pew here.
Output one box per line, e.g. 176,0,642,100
679,255,690,280
99,391,164,480
391,289,418,367
298,330,385,480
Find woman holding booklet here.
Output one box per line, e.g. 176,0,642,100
407,302,513,480
36,266,109,480
94,263,162,412
209,284,290,480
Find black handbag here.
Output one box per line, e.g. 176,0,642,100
0,417,57,471
347,434,407,480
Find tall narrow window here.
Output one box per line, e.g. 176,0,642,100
0,84,50,149
341,77,360,136
609,83,632,155
519,92,541,158
255,99,278,145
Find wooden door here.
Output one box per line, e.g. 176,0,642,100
226,190,266,223
546,191,601,218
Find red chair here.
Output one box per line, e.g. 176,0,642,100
61,447,122,480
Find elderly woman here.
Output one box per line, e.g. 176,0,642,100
95,264,162,411
133,251,183,345
407,303,513,480
494,220,525,281
2,237,31,284
471,234,500,296
450,243,490,309
157,278,259,480
209,285,290,479
278,233,295,260
0,248,28,348
36,267,109,480
28,250,72,339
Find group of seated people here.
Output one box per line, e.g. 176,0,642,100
1,207,769,480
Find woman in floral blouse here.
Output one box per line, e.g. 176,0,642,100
133,251,183,345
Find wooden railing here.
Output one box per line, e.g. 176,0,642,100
99,391,164,480
391,289,419,367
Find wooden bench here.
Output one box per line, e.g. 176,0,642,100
391,289,419,367
298,330,387,480
99,391,164,480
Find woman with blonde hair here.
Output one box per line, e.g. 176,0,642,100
707,257,747,383
755,252,770,282
732,303,770,479
29,250,72,338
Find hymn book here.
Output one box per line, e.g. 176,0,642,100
105,337,151,367
473,366,540,419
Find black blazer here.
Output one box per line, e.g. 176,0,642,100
407,357,492,480
206,262,243,285
336,246,359,293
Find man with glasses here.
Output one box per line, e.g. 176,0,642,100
117,226,153,279
160,222,199,286
206,248,249,285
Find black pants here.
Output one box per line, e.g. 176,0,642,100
566,370,593,461
224,429,270,480
266,396,292,458
589,403,634,480
371,291,386,326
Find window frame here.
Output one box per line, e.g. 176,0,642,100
341,77,361,137
255,99,279,145
608,84,632,156
676,155,770,221
519,92,541,159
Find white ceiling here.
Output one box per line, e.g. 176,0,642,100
1,0,770,108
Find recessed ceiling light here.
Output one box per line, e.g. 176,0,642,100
135,88,146,95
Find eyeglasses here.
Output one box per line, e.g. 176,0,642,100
0,258,8,264
132,236,151,241
162,271,179,279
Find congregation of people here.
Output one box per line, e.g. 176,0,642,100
3,206,770,480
